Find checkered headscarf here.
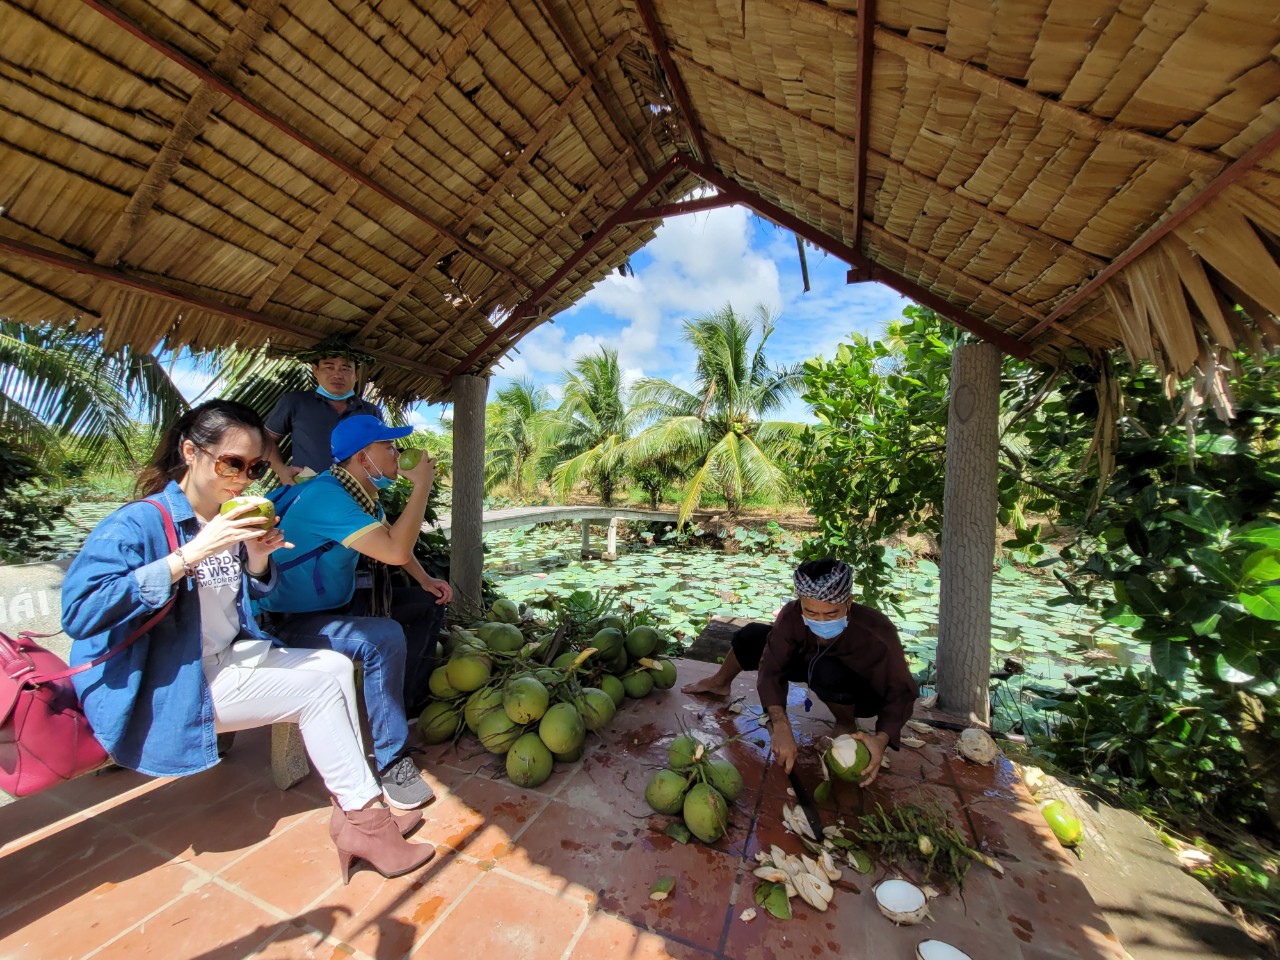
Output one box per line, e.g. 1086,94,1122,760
793,560,852,604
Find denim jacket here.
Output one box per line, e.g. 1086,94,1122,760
63,481,278,777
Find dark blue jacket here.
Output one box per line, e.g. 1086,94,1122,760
62,481,277,777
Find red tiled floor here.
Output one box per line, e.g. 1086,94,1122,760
1,658,1131,960
408,870,587,960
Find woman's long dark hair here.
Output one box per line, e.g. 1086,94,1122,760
136,399,266,498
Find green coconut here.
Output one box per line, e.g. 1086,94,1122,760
1041,800,1084,847
589,627,624,659
598,674,626,707
650,658,678,690
479,621,525,653
625,625,663,658
533,666,562,686
451,642,492,666
445,654,492,693
682,782,729,843
219,494,275,529
428,664,461,700
489,597,521,624
552,651,579,670
503,675,551,724
552,743,584,763
417,701,461,745
645,768,690,815
506,732,554,788
444,627,477,656
538,702,586,755
621,668,655,699
604,647,630,674
704,758,744,802
476,710,523,754
574,687,617,732
464,686,505,733
596,615,627,634
825,734,871,782
669,733,700,769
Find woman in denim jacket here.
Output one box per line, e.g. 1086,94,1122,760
62,399,434,883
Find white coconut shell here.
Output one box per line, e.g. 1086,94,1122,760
958,727,999,764
875,879,929,925
915,940,973,960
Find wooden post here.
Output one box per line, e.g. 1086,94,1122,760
936,343,1001,725
451,374,487,611
581,521,592,558
605,517,618,560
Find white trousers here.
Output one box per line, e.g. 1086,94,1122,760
205,645,381,810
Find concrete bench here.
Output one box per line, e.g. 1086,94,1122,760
0,559,310,793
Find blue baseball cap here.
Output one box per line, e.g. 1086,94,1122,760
331,415,413,463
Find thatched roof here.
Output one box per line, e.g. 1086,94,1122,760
2,0,1279,402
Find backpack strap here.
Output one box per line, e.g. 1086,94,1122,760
29,498,181,685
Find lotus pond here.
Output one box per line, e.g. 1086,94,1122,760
485,522,1148,737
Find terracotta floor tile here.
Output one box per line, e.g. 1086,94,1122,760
596,831,741,953
138,779,328,874
0,815,135,909
423,774,547,861
243,925,350,959
409,870,586,960
29,764,154,817
496,797,639,903
0,845,198,959
94,760,264,837
220,807,347,914
92,881,289,960
567,911,715,959
300,849,487,958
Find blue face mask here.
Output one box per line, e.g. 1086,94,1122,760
804,616,847,640
316,385,356,401
362,459,395,490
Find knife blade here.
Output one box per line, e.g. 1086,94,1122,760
787,769,824,840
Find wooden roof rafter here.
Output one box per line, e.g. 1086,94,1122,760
616,193,734,223
849,0,875,261
632,0,712,164
78,0,530,293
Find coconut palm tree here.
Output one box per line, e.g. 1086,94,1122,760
626,304,806,522
544,347,644,505
0,320,187,469
485,377,553,496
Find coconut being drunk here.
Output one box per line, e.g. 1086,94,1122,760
683,557,918,785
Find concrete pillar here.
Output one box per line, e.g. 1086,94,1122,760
451,373,487,611
581,521,592,558
605,517,618,560
936,343,1001,725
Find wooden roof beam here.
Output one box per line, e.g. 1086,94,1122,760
632,0,712,164
449,156,685,377
677,155,1031,359
616,193,734,223
79,0,530,293
1020,123,1280,343
769,0,1270,189
0,236,449,378
671,50,1106,274
850,0,875,254
94,0,281,268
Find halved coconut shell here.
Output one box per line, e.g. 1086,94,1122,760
916,940,973,960
875,879,929,925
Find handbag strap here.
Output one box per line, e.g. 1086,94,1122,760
26,498,182,685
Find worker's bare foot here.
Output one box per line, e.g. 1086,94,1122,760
682,676,732,698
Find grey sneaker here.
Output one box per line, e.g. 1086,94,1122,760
380,756,435,810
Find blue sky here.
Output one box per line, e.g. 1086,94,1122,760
169,206,910,428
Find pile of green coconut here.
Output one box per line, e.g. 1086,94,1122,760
416,593,678,788
644,731,746,844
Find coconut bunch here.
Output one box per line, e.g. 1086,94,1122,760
644,732,745,844
546,617,679,699
418,595,676,789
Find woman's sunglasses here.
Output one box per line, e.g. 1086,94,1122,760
194,443,270,481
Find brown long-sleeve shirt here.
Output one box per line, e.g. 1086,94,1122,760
757,600,918,748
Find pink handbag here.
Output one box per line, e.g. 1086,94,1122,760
0,499,177,797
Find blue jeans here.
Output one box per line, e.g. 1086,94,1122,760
268,586,446,772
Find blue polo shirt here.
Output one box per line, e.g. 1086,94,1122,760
265,391,383,473
257,472,384,614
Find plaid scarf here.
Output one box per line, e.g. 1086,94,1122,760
331,465,393,618
794,561,852,604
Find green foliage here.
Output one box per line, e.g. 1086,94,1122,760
794,306,1084,606
1042,354,1280,831
0,432,70,564
485,378,551,495
545,348,641,505
626,303,805,522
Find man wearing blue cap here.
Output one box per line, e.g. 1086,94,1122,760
258,415,451,810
